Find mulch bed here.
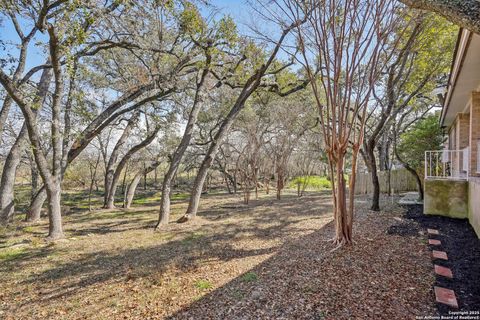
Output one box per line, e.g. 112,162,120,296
403,204,480,314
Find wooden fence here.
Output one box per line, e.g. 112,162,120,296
354,169,418,195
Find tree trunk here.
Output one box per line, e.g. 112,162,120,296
179,99,256,222
404,162,424,200
125,172,142,209
28,150,40,201
45,182,64,240
103,111,139,207
106,163,127,209
0,66,51,224
394,143,424,200
142,162,147,190
125,160,160,209
0,97,13,143
0,126,27,224
276,177,282,200
366,147,380,211
26,187,47,222
332,153,353,245
156,56,210,227
106,127,159,209
177,22,303,222
88,153,101,211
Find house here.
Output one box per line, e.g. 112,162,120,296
424,28,480,238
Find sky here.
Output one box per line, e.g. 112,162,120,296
0,1,255,73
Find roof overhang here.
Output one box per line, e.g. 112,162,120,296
441,29,480,127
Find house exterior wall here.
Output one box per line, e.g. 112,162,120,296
424,91,480,238
456,113,470,149
448,124,455,150
469,92,480,177
468,179,480,237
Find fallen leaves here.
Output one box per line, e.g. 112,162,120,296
1,192,437,319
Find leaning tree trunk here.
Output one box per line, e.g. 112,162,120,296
178,21,305,222
103,111,139,207
125,172,142,209
26,187,47,222
125,160,161,209
0,126,27,224
179,94,259,222
156,55,210,227
179,126,233,223
157,167,176,226
105,127,160,209
0,97,13,144
394,143,424,200
0,66,51,224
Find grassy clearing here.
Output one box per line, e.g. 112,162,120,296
289,175,332,190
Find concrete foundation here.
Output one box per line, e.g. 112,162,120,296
424,178,480,238
424,179,469,219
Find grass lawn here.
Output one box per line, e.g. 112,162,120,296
0,190,436,319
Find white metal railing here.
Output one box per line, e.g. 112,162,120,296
425,149,469,180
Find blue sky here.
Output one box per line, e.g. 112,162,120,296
0,1,254,73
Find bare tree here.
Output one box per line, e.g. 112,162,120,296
288,0,401,246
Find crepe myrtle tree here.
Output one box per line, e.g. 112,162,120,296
285,0,403,246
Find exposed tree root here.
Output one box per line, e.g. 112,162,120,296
328,236,353,252
323,236,337,243
45,233,65,242
177,214,194,223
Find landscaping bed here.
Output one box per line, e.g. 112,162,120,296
403,204,480,314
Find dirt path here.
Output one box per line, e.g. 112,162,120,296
0,191,436,319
